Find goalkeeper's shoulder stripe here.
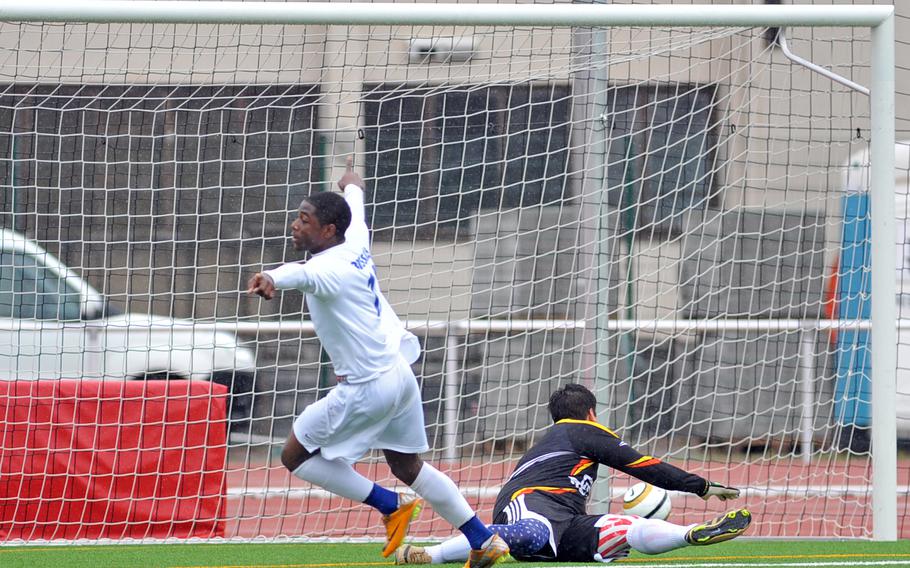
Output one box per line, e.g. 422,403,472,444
554,418,619,438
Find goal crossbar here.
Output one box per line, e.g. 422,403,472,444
0,1,894,27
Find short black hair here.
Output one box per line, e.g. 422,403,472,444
302,192,351,237
548,383,597,422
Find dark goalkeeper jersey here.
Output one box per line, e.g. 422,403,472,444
492,419,709,520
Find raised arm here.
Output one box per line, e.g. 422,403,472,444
337,157,369,250
343,184,369,250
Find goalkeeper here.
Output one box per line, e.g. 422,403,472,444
396,383,751,565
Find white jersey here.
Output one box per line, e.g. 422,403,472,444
264,185,420,383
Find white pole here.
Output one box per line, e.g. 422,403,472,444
0,2,893,27
798,330,816,464
444,332,459,461
776,31,870,96
578,0,615,515
870,11,897,542
161,317,893,337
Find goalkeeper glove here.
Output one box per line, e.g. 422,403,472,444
700,481,740,501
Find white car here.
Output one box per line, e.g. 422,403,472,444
0,229,256,427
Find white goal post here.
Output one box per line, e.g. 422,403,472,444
0,0,898,543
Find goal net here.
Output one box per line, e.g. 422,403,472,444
0,3,902,543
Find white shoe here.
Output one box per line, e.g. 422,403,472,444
395,544,433,564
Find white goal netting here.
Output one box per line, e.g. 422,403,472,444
0,6,905,543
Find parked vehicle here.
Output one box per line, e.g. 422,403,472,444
0,229,255,428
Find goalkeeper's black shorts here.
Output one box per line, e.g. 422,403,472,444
492,492,633,562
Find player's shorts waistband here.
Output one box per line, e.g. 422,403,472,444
332,358,409,384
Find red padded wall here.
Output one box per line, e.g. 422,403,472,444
0,380,228,541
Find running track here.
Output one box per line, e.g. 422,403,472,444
223,459,910,540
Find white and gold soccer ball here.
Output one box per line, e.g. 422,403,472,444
622,482,671,520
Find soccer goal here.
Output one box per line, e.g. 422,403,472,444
0,1,899,544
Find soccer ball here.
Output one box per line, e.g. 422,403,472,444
622,482,671,520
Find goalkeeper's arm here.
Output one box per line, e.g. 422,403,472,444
617,459,741,502
573,424,742,501
625,463,741,502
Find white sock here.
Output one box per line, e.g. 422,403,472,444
408,463,474,528
292,455,373,503
626,517,694,555
423,533,471,564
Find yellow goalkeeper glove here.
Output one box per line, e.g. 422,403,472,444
700,481,740,501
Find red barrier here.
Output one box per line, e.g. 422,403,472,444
0,380,228,541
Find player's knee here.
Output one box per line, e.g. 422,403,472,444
280,447,301,471
386,453,423,484
590,514,636,560
281,439,308,472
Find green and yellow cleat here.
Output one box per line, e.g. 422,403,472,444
685,509,752,546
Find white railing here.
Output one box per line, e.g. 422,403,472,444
183,317,897,463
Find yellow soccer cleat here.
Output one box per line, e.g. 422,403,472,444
395,544,433,564
464,534,510,568
685,509,752,546
381,494,424,558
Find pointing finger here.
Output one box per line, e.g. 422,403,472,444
346,155,354,171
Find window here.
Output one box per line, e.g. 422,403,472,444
0,251,82,320
605,83,719,234
0,84,321,240
0,83,321,319
362,83,571,239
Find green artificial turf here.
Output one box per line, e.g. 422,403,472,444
2,539,910,568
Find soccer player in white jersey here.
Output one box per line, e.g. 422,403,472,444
247,160,509,568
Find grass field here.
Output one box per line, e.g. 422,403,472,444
3,540,910,568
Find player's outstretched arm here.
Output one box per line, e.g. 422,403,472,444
337,155,364,192
699,481,740,501
577,425,707,496
571,422,741,501
338,156,369,249
247,272,276,300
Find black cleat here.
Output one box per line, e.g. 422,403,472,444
685,509,752,545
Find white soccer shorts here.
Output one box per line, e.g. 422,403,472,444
292,356,430,463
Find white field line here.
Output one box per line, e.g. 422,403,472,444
226,485,910,499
